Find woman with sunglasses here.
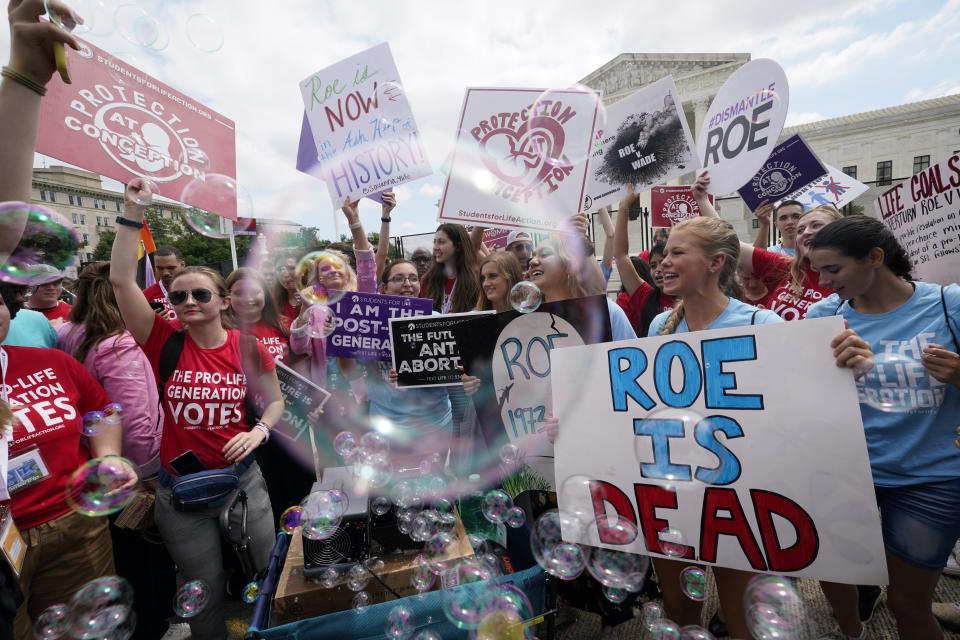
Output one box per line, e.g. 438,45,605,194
110,181,284,640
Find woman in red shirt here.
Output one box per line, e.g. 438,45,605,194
110,181,284,640
692,171,841,321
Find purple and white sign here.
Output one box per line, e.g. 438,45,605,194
737,134,827,211
326,291,433,361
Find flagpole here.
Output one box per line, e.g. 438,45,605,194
225,218,238,271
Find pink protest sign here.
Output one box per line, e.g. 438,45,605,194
36,38,238,217
650,186,714,227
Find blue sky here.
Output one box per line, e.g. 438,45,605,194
10,0,959,241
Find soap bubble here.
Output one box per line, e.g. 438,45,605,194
371,496,392,516
385,604,415,640
375,81,408,130
81,411,105,436
0,203,79,284
173,580,208,618
747,89,781,126
680,566,707,601
114,3,161,47
128,178,157,206
410,555,435,593
481,490,513,524
859,352,924,413
424,532,461,575
603,586,627,603
529,510,586,580
65,456,138,517
45,0,97,35
180,175,253,238
295,251,348,306
359,431,390,457
678,625,715,639
505,507,526,528
333,431,357,458
643,602,664,630
185,13,223,52
346,564,370,591
241,582,259,604
475,608,524,640
525,85,608,170
583,518,648,591
300,509,340,541
68,576,133,639
658,528,689,558
743,574,805,639
649,619,681,639
279,506,302,533
499,443,520,464
101,403,123,425
300,303,337,340
441,563,492,629
410,513,435,541
320,567,339,589
509,281,542,314
352,591,370,613
33,604,70,639
412,631,440,640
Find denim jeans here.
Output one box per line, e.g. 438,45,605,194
155,462,275,640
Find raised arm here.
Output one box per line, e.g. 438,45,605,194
752,201,773,250
341,198,371,252
374,192,396,281
109,181,156,345
0,0,80,255
597,205,615,274
613,186,645,296
692,171,755,272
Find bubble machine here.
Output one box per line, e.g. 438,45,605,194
302,468,370,579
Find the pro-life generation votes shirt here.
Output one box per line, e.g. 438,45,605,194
4,346,112,529
141,318,275,473
752,248,832,321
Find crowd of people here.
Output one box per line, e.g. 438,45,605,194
0,3,958,640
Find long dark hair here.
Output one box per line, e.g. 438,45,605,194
422,224,480,313
225,267,289,337
66,261,126,364
809,216,913,280
628,257,662,337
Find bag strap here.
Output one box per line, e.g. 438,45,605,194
750,309,759,325
157,329,187,397
942,286,959,350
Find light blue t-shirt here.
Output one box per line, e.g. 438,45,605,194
648,298,782,336
767,243,796,257
807,282,960,486
2,309,57,348
366,360,453,451
600,262,612,285
607,298,637,342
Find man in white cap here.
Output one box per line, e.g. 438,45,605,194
25,263,71,326
505,230,534,272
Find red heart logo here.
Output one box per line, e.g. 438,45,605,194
478,116,567,192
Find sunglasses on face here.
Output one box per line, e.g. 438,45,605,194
168,288,214,306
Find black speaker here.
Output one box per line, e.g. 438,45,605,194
301,469,370,578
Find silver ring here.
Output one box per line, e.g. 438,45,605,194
241,445,247,451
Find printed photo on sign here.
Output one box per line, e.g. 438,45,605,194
438,87,600,232
299,42,431,209
781,163,868,210
552,317,887,584
326,291,433,361
696,58,789,196
874,152,960,285
453,296,612,490
583,76,698,211
389,312,493,387
737,134,826,211
650,186,714,228
37,37,237,217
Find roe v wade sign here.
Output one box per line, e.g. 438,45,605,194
697,59,789,196
552,317,887,584
299,43,432,208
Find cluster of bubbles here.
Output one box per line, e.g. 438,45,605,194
173,580,208,618
65,456,139,517
508,282,542,314
299,488,349,541
743,574,806,639
80,403,123,436
0,203,80,285
33,576,136,640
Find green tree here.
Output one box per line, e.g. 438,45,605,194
91,229,115,261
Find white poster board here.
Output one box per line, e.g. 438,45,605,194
299,43,431,208
874,153,960,285
438,88,601,232
696,59,789,196
782,163,869,210
552,317,887,584
582,76,698,211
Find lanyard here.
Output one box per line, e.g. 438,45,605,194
0,347,10,501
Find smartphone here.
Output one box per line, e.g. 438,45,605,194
149,301,166,313
170,450,207,475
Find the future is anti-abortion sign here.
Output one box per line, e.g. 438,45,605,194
438,88,601,232
299,43,431,208
552,317,887,583
37,38,237,216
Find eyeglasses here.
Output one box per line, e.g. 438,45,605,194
168,288,214,306
388,275,420,284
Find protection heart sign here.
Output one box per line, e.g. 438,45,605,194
438,87,602,232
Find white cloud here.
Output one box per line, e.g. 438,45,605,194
419,183,443,197
904,79,960,103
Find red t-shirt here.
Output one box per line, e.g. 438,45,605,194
4,346,112,529
140,318,276,473
752,249,831,321
32,301,71,325
616,284,676,336
245,320,290,365
143,283,176,321
281,299,299,323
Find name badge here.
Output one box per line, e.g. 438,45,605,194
6,446,50,495
0,505,25,575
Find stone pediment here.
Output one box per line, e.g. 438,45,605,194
579,53,750,103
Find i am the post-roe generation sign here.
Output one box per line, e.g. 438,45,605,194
37,37,238,217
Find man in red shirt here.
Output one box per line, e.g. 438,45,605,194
24,264,71,325
142,245,185,321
